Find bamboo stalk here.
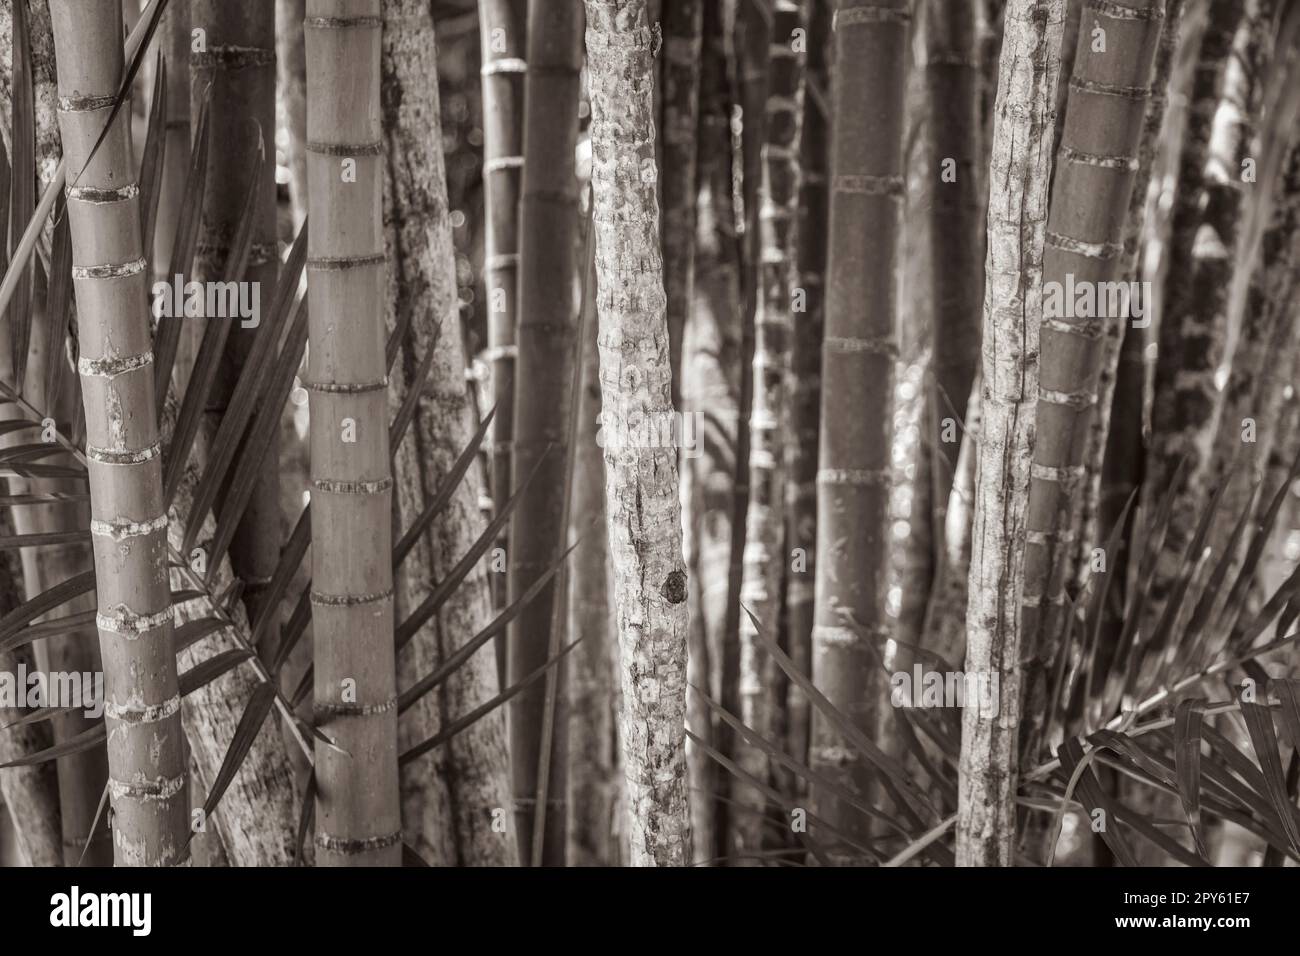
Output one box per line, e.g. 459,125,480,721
304,0,400,866
48,0,190,867
809,0,909,856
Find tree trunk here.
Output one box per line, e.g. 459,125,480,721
189,1,281,627
478,0,525,628
48,0,191,867
304,0,401,866
957,0,1066,868
808,0,908,855
733,0,807,861
381,0,516,867
785,0,831,777
508,0,584,866
584,0,692,867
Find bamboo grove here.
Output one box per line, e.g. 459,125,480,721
0,0,1297,870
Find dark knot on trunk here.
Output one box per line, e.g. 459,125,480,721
661,569,687,605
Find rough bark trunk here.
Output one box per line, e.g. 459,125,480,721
508,0,583,866
584,0,692,867
381,0,516,867
304,0,401,867
808,0,908,855
957,0,1066,868
49,0,191,867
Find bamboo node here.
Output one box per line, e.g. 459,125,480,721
1068,76,1151,100
303,16,382,29
191,46,276,70
91,513,169,540
833,174,905,198
66,182,139,204
314,830,402,854
833,5,912,29
309,587,394,607
305,140,383,156
481,57,527,76
97,606,172,638
482,344,518,363
483,155,525,175
484,253,520,271
1086,0,1165,21
108,772,186,801
86,441,161,465
1045,230,1125,260
823,336,899,358
1041,315,1107,338
301,377,389,393
105,693,181,724
1026,527,1077,545
1058,145,1139,172
314,698,397,717
71,257,147,280
57,93,115,113
310,476,393,495
1037,386,1098,409
1029,463,1087,489
78,351,153,378
817,468,892,486
306,253,387,270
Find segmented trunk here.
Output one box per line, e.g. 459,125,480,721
381,0,515,867
785,0,830,782
0,0,112,866
478,0,525,619
509,0,584,866
1072,0,1184,592
189,1,281,625
48,0,189,867
659,0,702,400
584,0,691,867
304,0,400,866
733,0,806,860
808,0,908,854
957,0,1066,868
1144,0,1244,613
1019,0,1164,749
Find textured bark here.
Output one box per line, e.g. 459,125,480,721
730,0,806,861
1144,0,1245,617
304,0,400,867
49,0,190,866
585,0,691,867
0,0,59,194
0,558,62,868
165,450,300,866
277,0,308,230
189,1,281,626
685,0,743,858
478,0,525,621
566,246,619,866
785,0,830,782
808,0,908,853
1019,0,1164,751
659,0,702,403
957,0,1065,868
381,0,516,867
509,0,583,866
